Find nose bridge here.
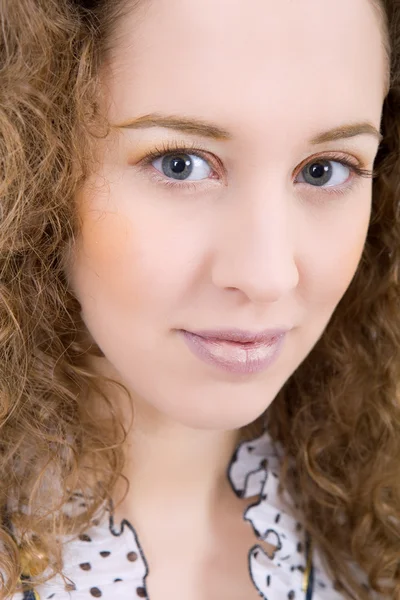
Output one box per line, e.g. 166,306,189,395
211,180,299,302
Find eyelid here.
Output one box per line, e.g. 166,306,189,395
295,150,371,174
137,139,225,176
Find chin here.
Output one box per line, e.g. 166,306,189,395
162,404,269,432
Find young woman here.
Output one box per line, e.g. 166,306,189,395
0,0,399,598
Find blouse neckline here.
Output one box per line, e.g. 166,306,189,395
13,429,349,599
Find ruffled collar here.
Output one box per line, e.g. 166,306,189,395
227,430,346,599
13,430,347,599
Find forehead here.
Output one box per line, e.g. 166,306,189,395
104,0,386,145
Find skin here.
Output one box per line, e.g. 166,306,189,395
66,0,387,597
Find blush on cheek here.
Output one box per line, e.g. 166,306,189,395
71,207,148,314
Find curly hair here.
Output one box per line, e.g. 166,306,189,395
0,0,399,598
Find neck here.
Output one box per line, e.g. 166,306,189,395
115,401,241,522
85,355,244,523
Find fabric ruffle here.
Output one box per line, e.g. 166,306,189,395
227,430,346,600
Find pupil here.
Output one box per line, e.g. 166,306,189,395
171,157,187,174
310,162,327,179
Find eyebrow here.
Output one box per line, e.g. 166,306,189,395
113,112,383,144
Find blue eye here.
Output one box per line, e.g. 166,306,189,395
152,152,212,181
297,159,352,188
139,142,374,195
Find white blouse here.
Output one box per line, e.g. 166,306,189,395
11,430,366,600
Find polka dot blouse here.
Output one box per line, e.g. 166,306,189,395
11,430,376,600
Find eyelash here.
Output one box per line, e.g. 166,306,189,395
137,139,375,197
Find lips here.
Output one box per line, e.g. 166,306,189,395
179,328,288,375
190,328,288,345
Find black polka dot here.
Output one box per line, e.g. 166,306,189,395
100,551,111,558
136,587,146,598
295,522,302,531
266,575,271,586
79,533,92,542
114,578,123,583
90,587,102,597
274,513,281,523
297,542,303,553
288,592,295,599
260,458,268,469
79,562,91,571
47,595,55,599
127,551,138,562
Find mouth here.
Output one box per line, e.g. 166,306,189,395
186,327,290,344
178,329,287,375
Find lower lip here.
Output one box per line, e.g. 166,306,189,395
179,330,286,375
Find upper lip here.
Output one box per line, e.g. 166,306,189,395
185,327,290,344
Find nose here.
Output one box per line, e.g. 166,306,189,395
211,185,299,304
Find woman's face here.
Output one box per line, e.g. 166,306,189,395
67,0,386,430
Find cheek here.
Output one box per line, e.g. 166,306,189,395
306,200,371,309
75,210,143,309
68,192,194,319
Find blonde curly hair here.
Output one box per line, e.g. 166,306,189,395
0,0,399,598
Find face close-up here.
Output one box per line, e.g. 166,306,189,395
66,0,386,431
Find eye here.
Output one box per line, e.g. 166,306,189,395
152,152,213,182
296,159,351,188
138,143,374,196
